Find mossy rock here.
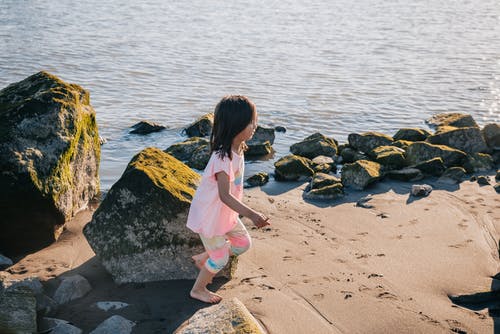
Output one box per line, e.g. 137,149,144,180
304,183,344,201
247,126,275,145
187,144,211,170
246,140,273,157
165,137,210,162
311,155,336,174
405,142,467,167
438,167,467,184
290,133,337,159
341,160,382,190
393,128,431,142
426,113,478,129
0,71,100,255
385,168,423,182
426,126,488,154
0,286,37,333
463,153,494,173
245,172,269,188
496,169,500,181
130,121,165,135
392,140,414,150
274,154,314,181
347,132,393,154
482,123,500,151
369,146,406,169
411,157,446,176
184,113,214,137
340,147,368,163
308,173,341,190
83,148,225,283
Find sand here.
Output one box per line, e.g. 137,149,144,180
3,173,499,334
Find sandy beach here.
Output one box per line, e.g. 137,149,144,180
3,173,499,333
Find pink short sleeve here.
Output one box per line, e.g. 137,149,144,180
209,153,234,182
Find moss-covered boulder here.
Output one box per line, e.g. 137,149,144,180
393,128,431,142
339,147,368,163
274,155,314,181
0,71,100,255
308,173,341,190
463,153,494,173
347,132,394,153
244,172,269,188
385,168,423,182
405,142,467,167
426,126,488,154
426,113,478,129
392,140,414,150
248,125,275,145
130,121,165,135
174,298,265,334
311,155,336,174
341,160,382,190
290,133,337,159
188,144,211,170
369,146,406,169
165,137,211,170
411,157,446,176
184,113,214,137
482,123,500,151
246,140,273,157
0,286,37,334
438,167,467,184
304,183,344,200
83,148,228,283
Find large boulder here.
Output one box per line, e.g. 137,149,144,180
0,71,100,255
339,147,368,163
0,286,37,333
184,113,214,137
369,146,406,169
405,142,467,167
174,297,265,334
463,153,494,173
385,168,424,182
83,148,225,283
411,157,446,176
274,155,314,181
482,123,500,151
426,126,489,154
341,160,382,190
290,133,337,159
245,126,275,157
165,137,211,170
347,132,393,154
393,128,431,142
426,113,478,129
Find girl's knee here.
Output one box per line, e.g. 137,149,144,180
230,236,252,256
204,253,230,273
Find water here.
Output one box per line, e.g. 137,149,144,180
1,0,499,191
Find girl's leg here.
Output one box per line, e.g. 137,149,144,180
190,266,220,303
226,218,252,256
191,252,209,270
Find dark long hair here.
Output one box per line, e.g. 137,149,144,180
210,95,256,160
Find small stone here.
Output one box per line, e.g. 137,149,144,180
5,277,44,295
275,126,286,133
496,169,500,181
477,176,490,185
96,301,129,312
356,196,374,209
130,121,166,135
53,275,91,305
245,172,269,188
494,183,500,193
411,184,433,197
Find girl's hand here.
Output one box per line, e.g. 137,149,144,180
251,212,270,228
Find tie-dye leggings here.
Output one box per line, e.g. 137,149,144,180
199,219,252,274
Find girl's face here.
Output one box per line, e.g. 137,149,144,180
236,112,258,142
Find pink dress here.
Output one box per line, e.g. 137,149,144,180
186,150,244,238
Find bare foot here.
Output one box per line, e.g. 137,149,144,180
192,252,209,270
190,288,222,304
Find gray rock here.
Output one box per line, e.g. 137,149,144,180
274,155,314,181
308,173,341,191
50,323,83,334
246,140,273,157
494,183,500,194
426,113,478,129
184,113,214,137
477,176,491,185
341,160,382,190
0,286,37,334
304,184,344,201
290,133,337,159
411,184,433,197
174,297,265,334
411,157,446,176
247,126,275,145
496,169,500,181
482,123,500,150
339,147,368,163
39,317,82,334
165,137,210,162
187,143,211,170
386,168,424,182
392,140,413,150
393,128,431,142
463,153,494,173
129,121,165,135
405,142,467,167
245,172,269,188
89,315,135,334
96,301,129,312
369,145,406,169
275,126,286,133
36,293,59,316
311,155,336,174
426,126,489,154
4,276,43,295
0,71,100,255
0,254,13,269
356,196,374,208
438,167,467,184
53,275,91,305
347,132,393,154
84,148,234,283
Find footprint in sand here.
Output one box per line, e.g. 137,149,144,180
445,319,469,333
313,293,324,300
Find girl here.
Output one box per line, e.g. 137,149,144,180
187,95,270,304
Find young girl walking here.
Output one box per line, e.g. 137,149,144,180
186,95,270,303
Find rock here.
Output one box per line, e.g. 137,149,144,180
304,183,344,200
494,183,500,193
275,126,286,133
0,286,37,334
386,168,424,182
83,148,231,283
482,123,500,150
174,297,265,334
89,315,135,334
246,140,273,157
393,128,431,142
36,293,59,316
4,277,43,295
248,126,275,145
39,317,82,334
392,140,413,150
347,132,393,154
245,172,269,188
53,274,91,305
477,176,491,185
0,254,12,269
96,301,129,312
311,155,336,174
129,121,165,135
463,153,494,173
165,137,210,161
0,71,100,255
426,113,478,129
411,157,446,176
492,151,500,165
411,184,433,197
426,126,489,154
290,133,337,159
184,113,214,137
340,147,368,163
496,169,500,181
438,167,467,184
341,160,382,190
187,143,211,170
274,155,314,181
369,146,406,169
356,196,374,208
308,173,341,191
405,142,467,167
